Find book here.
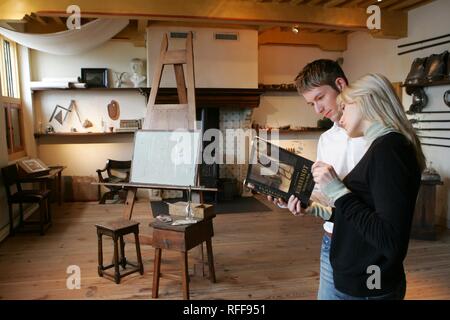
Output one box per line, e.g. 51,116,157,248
17,158,50,178
244,136,315,208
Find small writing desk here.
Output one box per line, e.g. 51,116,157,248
19,165,66,205
151,215,216,299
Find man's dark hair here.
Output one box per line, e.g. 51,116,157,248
294,59,348,94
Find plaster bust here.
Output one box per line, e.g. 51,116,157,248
129,58,146,88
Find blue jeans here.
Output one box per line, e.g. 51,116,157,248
317,233,406,300
317,233,336,300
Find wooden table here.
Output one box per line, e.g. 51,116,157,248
151,215,216,300
20,166,66,205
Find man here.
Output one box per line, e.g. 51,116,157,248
268,59,367,300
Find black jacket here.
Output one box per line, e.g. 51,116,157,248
329,132,421,297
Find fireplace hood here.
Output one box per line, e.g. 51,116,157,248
138,87,264,109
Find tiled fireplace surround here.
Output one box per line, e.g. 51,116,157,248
219,107,254,197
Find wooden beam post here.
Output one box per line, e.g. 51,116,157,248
0,0,409,38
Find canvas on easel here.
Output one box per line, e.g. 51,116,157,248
130,130,202,187
122,31,201,225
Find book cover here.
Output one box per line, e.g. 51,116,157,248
244,136,315,208
18,158,50,177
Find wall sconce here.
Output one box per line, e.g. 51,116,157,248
292,25,300,34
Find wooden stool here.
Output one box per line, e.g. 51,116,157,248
151,216,216,300
96,219,144,284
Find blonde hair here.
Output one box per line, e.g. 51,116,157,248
337,73,426,171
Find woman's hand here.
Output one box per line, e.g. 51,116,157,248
312,161,340,187
287,195,307,216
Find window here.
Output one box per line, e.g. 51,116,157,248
0,35,25,159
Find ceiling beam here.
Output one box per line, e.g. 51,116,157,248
306,0,325,5
341,0,369,8
51,16,64,26
376,0,401,9
0,0,408,38
290,0,308,5
324,0,350,8
0,21,14,30
406,0,435,10
137,19,148,34
30,12,48,25
386,0,429,11
259,27,347,51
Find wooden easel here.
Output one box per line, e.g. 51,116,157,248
143,32,196,131
122,32,201,245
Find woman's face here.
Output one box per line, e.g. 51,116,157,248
338,100,366,138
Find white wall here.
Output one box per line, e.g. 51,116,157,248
147,26,258,88
343,0,450,228
255,45,343,159
29,27,259,200
256,45,342,128
31,40,148,135
258,45,343,85
30,41,147,192
31,41,147,84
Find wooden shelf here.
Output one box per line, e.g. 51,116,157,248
32,87,264,109
402,79,450,88
34,132,135,138
258,84,297,92
262,88,297,93
256,127,327,133
31,87,141,92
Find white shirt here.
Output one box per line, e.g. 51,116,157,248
316,123,368,234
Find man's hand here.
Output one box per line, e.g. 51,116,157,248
267,196,287,208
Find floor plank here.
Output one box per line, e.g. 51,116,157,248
0,196,449,300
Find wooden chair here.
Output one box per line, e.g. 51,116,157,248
97,159,131,204
1,164,52,235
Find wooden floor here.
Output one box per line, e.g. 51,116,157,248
0,196,449,300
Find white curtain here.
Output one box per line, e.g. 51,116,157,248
0,19,129,55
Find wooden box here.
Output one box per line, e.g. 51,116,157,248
63,176,99,202
411,179,443,240
167,202,214,219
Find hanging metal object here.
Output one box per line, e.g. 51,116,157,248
444,90,450,108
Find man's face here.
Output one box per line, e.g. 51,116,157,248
302,85,342,123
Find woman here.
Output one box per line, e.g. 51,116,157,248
311,73,425,300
